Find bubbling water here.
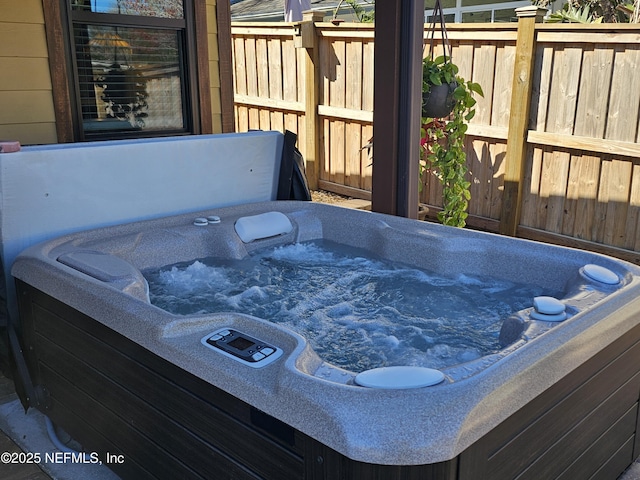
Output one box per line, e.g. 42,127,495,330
145,241,552,372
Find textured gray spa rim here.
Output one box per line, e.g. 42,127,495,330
11,201,640,465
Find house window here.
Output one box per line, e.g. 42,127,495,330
425,0,530,22
66,0,199,140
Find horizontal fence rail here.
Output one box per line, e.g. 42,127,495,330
231,19,640,263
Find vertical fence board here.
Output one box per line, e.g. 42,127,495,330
573,45,613,138
282,39,298,103
267,37,283,100
270,111,284,133
542,150,571,233
248,107,259,131
606,46,640,142
521,147,544,229
626,164,640,251
345,40,363,110
603,158,633,247
362,41,374,112
319,35,331,184
572,155,601,242
472,43,496,125
468,138,488,218
593,159,611,244
255,37,269,99
237,105,248,132
345,122,362,188
330,39,346,184
245,38,258,98
297,47,306,105
546,46,582,134
453,42,474,83
345,40,363,187
492,43,515,128
489,142,507,219
322,117,330,180
233,37,246,96
531,44,553,132
319,36,331,106
561,154,581,236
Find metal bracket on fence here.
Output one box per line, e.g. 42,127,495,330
294,11,323,49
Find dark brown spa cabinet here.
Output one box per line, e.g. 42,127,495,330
15,280,640,480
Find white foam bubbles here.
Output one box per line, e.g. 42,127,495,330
146,241,554,373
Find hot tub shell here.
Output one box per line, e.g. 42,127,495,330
11,201,640,479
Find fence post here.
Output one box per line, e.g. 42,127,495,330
499,6,546,236
294,11,324,190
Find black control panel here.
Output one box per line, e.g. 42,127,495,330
201,328,283,368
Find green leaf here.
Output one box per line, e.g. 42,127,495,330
469,83,484,96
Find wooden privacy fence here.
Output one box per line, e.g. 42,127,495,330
231,16,640,264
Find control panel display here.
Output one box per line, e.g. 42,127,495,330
201,328,283,368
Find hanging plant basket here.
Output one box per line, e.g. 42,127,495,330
422,0,457,119
422,81,458,118
420,0,484,228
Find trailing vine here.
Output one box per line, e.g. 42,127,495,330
420,55,483,228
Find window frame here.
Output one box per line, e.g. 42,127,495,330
44,0,219,142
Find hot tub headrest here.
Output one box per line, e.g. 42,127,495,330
234,212,293,243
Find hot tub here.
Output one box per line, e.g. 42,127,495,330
11,201,640,479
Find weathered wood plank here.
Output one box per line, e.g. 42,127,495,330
318,35,331,109
603,158,633,248
244,38,258,98
573,45,614,138
527,131,640,158
267,37,283,100
491,43,515,128
606,45,640,142
489,142,507,220
345,122,362,188
344,39,362,187
282,39,298,103
468,138,489,218
561,154,581,237
234,94,303,112
255,37,270,99
541,150,571,233
545,46,582,135
233,37,247,96
572,155,601,242
345,40,363,111
626,164,640,251
520,147,544,229
472,43,496,125
317,105,372,122
536,31,640,44
361,123,374,191
531,43,553,132
361,41,374,112
248,107,260,131
593,159,611,244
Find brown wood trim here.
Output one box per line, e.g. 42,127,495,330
216,0,236,133
317,180,372,201
517,225,640,265
194,0,212,134
43,0,74,143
